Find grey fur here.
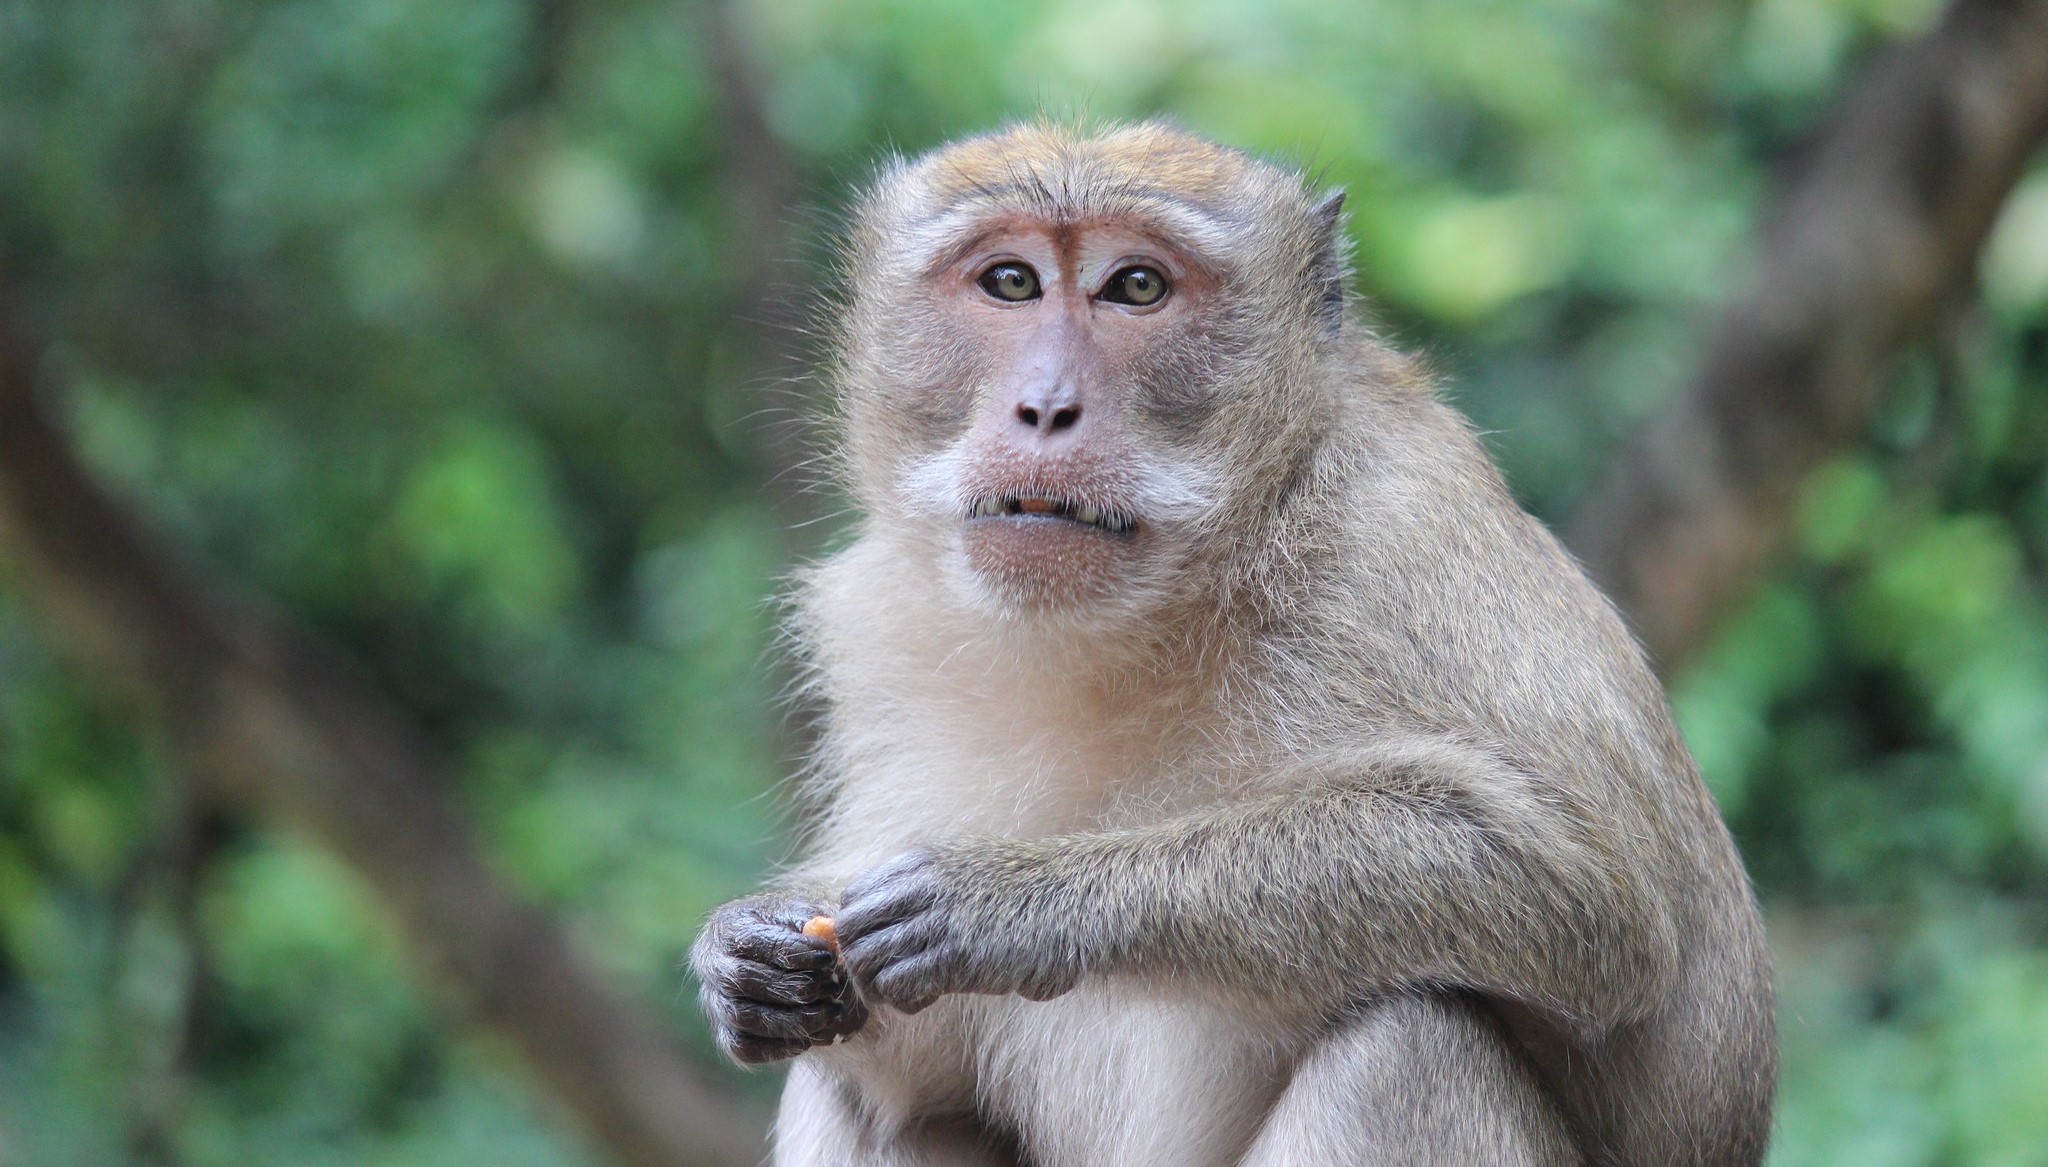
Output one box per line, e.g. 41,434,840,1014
690,121,1775,1167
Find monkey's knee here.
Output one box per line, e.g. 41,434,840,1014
772,1062,861,1167
1240,995,1578,1167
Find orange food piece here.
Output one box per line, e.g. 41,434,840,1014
802,915,840,951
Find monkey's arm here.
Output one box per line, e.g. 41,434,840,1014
835,743,1680,1030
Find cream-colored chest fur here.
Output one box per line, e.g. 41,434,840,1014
797,540,1238,877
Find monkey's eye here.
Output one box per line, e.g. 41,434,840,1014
978,263,1041,302
1100,265,1169,307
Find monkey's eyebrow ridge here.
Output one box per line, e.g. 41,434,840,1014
915,201,1232,282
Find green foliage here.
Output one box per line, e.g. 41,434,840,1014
2,0,2046,1162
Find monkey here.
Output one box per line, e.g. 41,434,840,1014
690,121,1776,1167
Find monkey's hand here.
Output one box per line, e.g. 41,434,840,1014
690,893,868,1065
836,846,1087,1014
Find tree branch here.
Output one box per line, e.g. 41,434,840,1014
0,288,761,1167
1566,0,2048,673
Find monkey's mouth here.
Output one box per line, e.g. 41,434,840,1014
967,494,1137,536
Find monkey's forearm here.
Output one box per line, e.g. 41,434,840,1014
942,778,1678,1026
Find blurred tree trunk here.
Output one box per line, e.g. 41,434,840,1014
0,292,760,1167
1566,0,2048,675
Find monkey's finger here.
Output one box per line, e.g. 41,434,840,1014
836,869,940,942
723,997,852,1043
835,885,940,944
712,956,844,1006
809,993,871,1046
720,1031,813,1066
1015,970,1078,1002
862,948,962,1015
838,917,944,984
724,916,838,971
838,852,941,930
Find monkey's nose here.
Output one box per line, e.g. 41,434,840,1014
1015,401,1082,433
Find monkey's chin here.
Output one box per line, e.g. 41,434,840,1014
959,516,1140,611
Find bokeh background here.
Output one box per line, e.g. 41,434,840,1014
4,0,2048,1164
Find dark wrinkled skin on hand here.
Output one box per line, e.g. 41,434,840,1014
691,893,868,1065
836,847,1084,1015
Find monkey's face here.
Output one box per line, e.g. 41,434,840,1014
835,124,1348,622
960,220,1226,606
852,215,1238,618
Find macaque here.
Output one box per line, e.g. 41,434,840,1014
690,122,1775,1166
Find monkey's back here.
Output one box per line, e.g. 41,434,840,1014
1275,381,1776,1165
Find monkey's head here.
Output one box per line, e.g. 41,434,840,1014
830,122,1352,622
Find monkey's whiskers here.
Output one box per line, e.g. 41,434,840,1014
967,494,1137,535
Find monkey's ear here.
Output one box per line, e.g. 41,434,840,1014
1312,189,1347,228
1309,190,1349,330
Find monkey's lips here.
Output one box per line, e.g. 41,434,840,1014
965,494,1138,536
959,493,1143,603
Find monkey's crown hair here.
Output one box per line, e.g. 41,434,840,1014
846,119,1352,322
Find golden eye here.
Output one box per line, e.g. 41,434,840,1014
978,262,1041,302
1100,264,1168,307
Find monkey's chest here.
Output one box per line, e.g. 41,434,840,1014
836,708,1224,846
